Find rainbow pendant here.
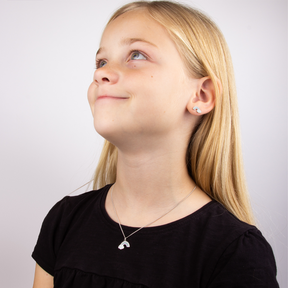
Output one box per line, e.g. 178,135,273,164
118,240,130,250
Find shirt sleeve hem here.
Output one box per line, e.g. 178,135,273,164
32,251,55,277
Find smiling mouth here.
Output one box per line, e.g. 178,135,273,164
97,95,129,100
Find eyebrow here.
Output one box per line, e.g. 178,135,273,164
96,38,158,56
120,37,158,48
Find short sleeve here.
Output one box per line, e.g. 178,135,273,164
32,196,71,276
207,229,279,288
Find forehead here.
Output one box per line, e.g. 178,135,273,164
100,10,172,47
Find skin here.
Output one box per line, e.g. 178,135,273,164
32,264,53,288
88,9,215,227
33,9,216,287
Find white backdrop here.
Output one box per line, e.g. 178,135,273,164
0,0,287,287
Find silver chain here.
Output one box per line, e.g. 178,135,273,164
110,184,197,241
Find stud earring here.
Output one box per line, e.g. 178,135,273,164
193,106,201,114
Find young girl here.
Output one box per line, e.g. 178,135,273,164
32,1,279,287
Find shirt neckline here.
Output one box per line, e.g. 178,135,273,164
98,184,218,234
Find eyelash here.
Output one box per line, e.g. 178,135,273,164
95,50,148,69
95,58,106,69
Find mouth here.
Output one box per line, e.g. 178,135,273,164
97,95,129,100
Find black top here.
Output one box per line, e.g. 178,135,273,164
32,184,279,287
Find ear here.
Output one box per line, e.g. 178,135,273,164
187,76,220,115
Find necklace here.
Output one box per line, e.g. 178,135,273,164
110,184,197,250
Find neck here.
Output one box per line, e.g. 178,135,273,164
111,142,196,216
104,139,212,227
104,128,212,227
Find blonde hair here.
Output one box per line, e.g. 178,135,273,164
92,1,254,224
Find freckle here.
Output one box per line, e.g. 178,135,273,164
151,75,153,78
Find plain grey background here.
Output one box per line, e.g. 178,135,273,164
0,0,287,287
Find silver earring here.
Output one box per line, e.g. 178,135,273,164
193,106,201,114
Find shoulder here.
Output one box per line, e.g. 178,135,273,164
207,227,279,287
198,201,279,287
197,201,275,261
192,201,254,245
32,184,111,275
35,184,111,251
195,201,255,241
44,184,111,223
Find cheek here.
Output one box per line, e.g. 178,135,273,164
87,83,97,114
124,68,182,115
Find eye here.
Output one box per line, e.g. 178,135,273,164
130,51,147,61
96,59,107,69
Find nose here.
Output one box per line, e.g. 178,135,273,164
93,65,119,85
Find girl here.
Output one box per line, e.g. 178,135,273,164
32,1,279,287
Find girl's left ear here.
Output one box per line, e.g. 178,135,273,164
187,76,221,115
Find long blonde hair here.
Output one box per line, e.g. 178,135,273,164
92,1,254,224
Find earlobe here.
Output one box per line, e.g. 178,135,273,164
192,106,201,114
187,76,219,115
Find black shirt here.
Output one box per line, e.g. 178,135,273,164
32,184,279,287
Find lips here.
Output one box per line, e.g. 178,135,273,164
97,95,129,100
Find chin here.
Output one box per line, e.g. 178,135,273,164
94,121,119,144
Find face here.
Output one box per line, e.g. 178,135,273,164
87,10,197,150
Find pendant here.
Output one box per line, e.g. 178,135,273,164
118,240,130,250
